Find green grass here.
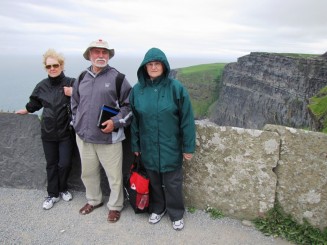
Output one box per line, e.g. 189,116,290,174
178,63,225,77
253,202,327,244
271,53,320,59
187,207,196,214
307,86,327,133
176,63,226,119
205,205,225,219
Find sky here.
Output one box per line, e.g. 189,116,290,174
0,0,327,61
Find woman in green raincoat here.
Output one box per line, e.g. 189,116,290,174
129,47,196,230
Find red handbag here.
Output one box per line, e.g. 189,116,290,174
124,156,150,213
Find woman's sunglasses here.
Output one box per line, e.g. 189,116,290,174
45,64,60,69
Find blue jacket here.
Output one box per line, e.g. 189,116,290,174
130,48,196,172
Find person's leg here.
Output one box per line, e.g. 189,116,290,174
97,142,124,211
76,135,103,206
162,167,185,222
58,137,73,193
146,169,166,214
42,140,59,198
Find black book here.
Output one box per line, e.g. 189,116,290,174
97,105,120,129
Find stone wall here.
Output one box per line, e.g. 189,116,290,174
1,113,326,230
0,113,133,196
263,124,327,230
184,120,279,220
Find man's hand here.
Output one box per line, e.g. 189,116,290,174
101,119,115,133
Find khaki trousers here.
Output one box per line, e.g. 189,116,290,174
76,135,124,211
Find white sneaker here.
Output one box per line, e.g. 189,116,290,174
173,219,184,230
148,210,167,224
60,191,72,201
43,196,60,210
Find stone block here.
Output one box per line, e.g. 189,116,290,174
0,112,47,189
264,124,327,230
184,120,279,220
0,113,134,197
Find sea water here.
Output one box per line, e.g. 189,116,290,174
0,55,228,112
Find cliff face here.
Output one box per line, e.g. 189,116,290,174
210,52,327,129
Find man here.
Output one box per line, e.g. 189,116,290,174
71,39,132,223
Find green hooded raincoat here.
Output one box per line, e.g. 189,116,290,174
130,48,196,173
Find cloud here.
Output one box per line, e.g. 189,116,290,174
0,0,326,60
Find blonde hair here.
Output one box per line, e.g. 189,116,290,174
42,49,65,68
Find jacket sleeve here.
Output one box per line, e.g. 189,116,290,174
112,77,132,129
25,83,43,113
129,88,141,153
71,77,80,126
178,84,196,153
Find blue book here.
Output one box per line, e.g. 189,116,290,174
97,104,119,129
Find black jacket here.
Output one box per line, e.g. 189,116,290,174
26,72,75,141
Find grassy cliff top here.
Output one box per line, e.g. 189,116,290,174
175,63,226,119
308,86,327,133
176,63,225,84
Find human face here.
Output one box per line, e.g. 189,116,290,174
45,57,62,78
146,61,163,80
89,48,109,73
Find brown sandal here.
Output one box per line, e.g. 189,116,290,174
107,210,121,223
79,202,103,215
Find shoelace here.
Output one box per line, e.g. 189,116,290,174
44,197,52,202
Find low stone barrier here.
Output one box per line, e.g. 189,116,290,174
184,120,279,221
264,124,327,230
0,113,326,230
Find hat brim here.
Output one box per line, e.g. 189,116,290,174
83,48,115,60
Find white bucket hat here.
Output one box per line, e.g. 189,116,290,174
83,39,115,60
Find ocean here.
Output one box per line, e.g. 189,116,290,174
0,54,230,113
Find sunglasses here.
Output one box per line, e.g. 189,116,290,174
45,64,60,69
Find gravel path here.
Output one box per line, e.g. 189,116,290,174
0,187,293,245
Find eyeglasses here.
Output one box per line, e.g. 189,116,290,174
45,64,60,69
146,62,162,68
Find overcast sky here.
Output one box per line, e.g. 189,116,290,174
1,0,326,61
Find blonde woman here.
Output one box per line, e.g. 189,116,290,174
16,49,75,210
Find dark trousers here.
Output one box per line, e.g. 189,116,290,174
42,138,73,198
146,167,185,222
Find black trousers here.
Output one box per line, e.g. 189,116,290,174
146,167,185,222
42,137,73,198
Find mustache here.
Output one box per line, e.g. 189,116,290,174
95,58,107,62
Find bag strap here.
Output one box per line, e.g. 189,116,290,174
115,72,125,107
131,155,144,172
76,70,126,107
76,70,87,97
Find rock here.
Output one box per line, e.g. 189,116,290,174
210,52,327,129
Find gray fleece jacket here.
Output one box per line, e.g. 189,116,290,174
71,65,132,144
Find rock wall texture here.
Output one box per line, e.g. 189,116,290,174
184,120,279,220
210,52,327,130
1,113,326,230
0,113,133,196
263,124,327,230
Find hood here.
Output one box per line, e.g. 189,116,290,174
137,48,171,86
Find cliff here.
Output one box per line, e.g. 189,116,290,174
209,52,327,129
171,63,225,119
